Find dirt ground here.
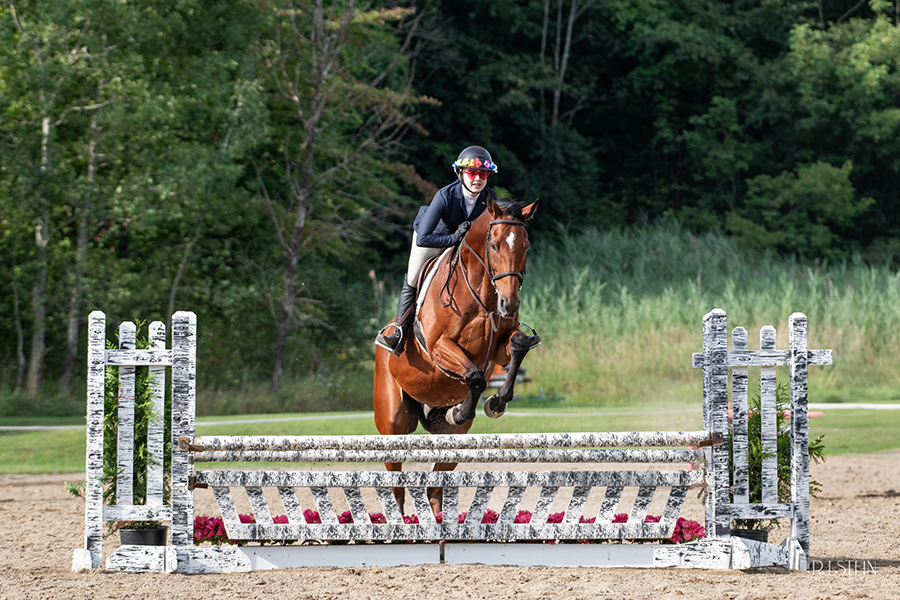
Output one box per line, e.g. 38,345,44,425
1,453,899,600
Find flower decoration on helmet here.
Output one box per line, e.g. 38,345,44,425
452,145,499,173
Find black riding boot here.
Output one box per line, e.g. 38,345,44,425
375,281,417,356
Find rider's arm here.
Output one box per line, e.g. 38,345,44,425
414,187,461,248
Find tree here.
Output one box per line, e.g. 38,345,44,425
726,161,873,258
0,0,108,396
786,13,900,249
0,0,268,396
254,1,433,392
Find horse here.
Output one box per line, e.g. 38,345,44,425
373,197,540,515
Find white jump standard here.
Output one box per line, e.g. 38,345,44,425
72,308,831,573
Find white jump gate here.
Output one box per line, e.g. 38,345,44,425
72,309,831,573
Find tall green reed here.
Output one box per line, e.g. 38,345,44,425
518,220,900,406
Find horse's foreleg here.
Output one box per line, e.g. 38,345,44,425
429,338,485,426
448,365,486,425
384,461,405,514
484,331,536,418
427,462,460,517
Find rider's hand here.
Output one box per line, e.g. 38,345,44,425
455,221,471,240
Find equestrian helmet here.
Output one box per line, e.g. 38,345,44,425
452,146,498,174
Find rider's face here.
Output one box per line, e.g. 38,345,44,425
462,168,490,192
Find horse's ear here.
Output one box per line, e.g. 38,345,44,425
521,200,539,221
487,196,502,218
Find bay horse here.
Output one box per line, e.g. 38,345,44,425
373,197,540,515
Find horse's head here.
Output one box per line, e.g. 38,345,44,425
483,197,538,318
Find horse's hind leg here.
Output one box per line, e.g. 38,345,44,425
374,350,421,514
420,408,473,516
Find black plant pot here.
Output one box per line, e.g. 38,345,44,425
731,528,769,543
119,526,168,546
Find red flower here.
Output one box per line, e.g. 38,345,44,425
546,512,566,524
482,509,499,524
514,510,532,524
303,509,322,524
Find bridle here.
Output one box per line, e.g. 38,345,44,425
442,218,528,315
435,216,529,374
474,219,527,288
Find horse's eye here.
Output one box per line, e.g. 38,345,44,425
490,242,498,251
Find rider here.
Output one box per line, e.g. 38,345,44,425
375,145,500,356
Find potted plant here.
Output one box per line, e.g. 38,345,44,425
728,383,826,541
67,321,171,545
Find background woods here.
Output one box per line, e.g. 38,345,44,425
3,0,900,409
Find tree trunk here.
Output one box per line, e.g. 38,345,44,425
11,236,26,391
269,197,308,394
167,222,203,330
26,211,49,397
540,0,550,137
26,115,53,398
61,113,99,394
552,0,578,128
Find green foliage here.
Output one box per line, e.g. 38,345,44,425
727,161,873,259
729,384,826,531
100,323,169,531
6,0,900,402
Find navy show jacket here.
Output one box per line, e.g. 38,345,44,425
413,181,498,248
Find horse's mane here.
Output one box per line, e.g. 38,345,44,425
473,197,527,223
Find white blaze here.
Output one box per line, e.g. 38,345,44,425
505,231,516,250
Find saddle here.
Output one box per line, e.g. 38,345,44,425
411,249,453,357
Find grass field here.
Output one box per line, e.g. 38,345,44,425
2,406,897,475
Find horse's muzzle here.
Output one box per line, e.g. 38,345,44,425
498,296,519,319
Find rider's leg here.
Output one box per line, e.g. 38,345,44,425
375,232,440,356
375,280,417,355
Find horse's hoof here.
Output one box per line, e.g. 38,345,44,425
483,394,506,419
445,405,471,426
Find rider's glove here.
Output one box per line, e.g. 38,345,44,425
454,221,471,241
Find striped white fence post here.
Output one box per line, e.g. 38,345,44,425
701,309,731,539
77,311,107,570
73,311,197,572
789,312,810,568
170,311,197,549
760,325,777,504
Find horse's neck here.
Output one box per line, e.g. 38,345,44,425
458,237,496,312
